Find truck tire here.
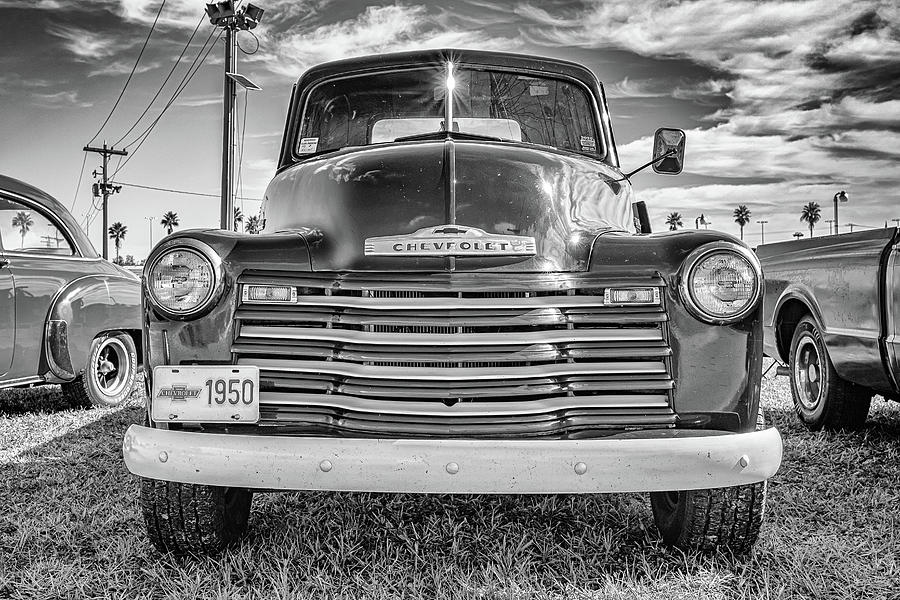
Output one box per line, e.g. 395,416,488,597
62,331,137,408
649,413,767,554
788,316,871,431
140,477,253,555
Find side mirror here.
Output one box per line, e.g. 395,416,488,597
651,128,685,175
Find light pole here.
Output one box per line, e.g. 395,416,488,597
824,219,834,235
695,214,710,229
206,1,265,231
893,219,899,229
757,220,768,245
833,190,848,234
145,216,155,251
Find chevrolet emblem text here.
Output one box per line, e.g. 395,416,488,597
156,384,203,402
364,225,536,257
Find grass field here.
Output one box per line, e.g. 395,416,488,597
1,372,898,600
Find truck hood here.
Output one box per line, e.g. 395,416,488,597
262,140,634,272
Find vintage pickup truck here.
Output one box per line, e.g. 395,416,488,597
123,49,782,555
758,228,900,430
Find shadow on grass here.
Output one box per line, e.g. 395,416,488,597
0,384,84,415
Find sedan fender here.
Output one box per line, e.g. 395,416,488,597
43,273,142,381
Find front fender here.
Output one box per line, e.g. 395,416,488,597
43,273,142,381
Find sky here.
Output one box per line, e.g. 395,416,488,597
0,0,898,259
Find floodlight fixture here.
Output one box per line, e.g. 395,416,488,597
243,3,265,28
205,1,235,24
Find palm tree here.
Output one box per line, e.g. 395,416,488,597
233,207,243,232
244,215,261,234
800,201,821,238
733,205,752,240
793,231,804,240
665,212,683,231
108,222,127,262
160,211,179,235
11,211,34,248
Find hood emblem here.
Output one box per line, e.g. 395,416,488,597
365,225,536,257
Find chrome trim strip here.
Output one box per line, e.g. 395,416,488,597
238,325,663,346
240,358,667,380
273,295,611,310
259,392,670,415
122,425,784,493
0,375,44,390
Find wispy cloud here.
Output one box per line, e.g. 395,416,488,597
258,4,519,78
47,24,125,60
31,90,92,108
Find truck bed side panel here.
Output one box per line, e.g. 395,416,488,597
758,229,897,394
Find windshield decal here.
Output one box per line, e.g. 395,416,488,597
298,137,319,154
365,225,536,257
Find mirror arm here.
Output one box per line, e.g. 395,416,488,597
616,148,678,181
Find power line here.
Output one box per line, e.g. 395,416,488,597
112,13,206,148
112,180,261,201
112,27,221,177
87,0,167,145
69,153,88,210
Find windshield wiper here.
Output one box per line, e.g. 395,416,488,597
393,130,507,143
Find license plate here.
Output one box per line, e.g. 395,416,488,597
151,366,260,424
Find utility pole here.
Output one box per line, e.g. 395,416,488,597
757,220,768,245
83,143,126,259
849,223,855,233
824,219,834,235
893,218,900,229
206,2,265,231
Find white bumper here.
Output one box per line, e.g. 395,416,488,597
122,425,782,494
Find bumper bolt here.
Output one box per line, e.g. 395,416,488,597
319,460,333,473
158,451,168,463
739,455,750,468
446,462,459,475
574,462,587,475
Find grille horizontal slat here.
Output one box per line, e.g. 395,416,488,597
230,272,675,438
238,325,663,346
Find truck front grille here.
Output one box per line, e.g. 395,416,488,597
232,272,675,438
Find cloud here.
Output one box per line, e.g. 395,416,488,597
259,4,520,78
47,24,125,60
31,90,92,108
88,60,159,77
605,77,671,99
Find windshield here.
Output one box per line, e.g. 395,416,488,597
298,66,603,157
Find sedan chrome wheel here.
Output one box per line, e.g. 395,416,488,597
92,337,130,397
793,337,821,411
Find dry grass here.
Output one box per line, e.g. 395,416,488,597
1,371,898,600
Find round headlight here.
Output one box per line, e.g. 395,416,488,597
680,242,762,324
147,242,222,318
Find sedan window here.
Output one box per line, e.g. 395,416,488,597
0,196,74,255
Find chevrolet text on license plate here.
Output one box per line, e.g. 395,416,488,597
151,365,260,423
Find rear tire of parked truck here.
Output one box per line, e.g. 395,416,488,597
62,331,137,408
788,316,872,431
649,413,766,554
140,477,253,555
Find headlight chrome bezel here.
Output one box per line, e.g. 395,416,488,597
144,238,224,320
678,241,763,325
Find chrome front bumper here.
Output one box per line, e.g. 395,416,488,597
123,425,783,494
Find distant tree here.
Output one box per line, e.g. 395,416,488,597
161,211,179,235
123,254,136,266
665,212,683,231
244,215,261,234
800,201,821,238
793,231,804,240
233,207,243,232
11,211,34,248
733,205,752,240
108,222,127,262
